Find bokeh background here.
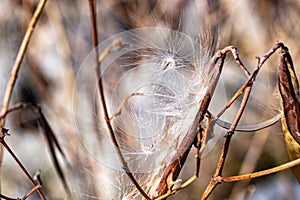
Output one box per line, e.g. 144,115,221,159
1,0,300,199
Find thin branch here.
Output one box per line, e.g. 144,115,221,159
218,86,253,173
200,42,286,200
0,180,42,200
155,116,212,200
0,102,71,199
216,48,251,118
109,93,143,121
201,69,253,200
0,194,17,200
221,46,251,76
21,184,41,200
87,1,150,199
201,51,253,199
222,157,300,182
88,0,99,68
0,129,46,200
154,50,226,198
216,42,284,118
0,102,37,120
201,89,253,200
0,0,47,125
0,2,47,197
155,44,254,198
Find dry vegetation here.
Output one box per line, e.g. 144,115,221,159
1,0,300,199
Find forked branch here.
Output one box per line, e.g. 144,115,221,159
0,0,47,199
201,42,291,200
0,128,46,200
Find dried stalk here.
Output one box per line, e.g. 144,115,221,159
0,179,41,200
0,0,47,199
0,129,46,200
21,184,42,200
221,157,300,182
88,1,150,199
0,0,47,125
201,42,287,200
155,43,257,198
0,102,69,197
154,49,227,198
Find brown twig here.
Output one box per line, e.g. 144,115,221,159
154,44,254,199
200,42,286,200
88,1,150,199
88,0,99,68
0,194,17,200
155,115,213,200
221,46,251,76
0,129,46,200
0,102,69,198
0,179,41,200
216,46,251,118
0,0,47,125
0,0,47,199
109,93,143,121
201,86,254,200
154,50,226,198
217,42,284,118
222,157,300,182
0,102,36,120
21,184,42,200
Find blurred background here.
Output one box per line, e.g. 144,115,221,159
1,0,300,199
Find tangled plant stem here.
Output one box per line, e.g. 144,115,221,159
201,42,291,200
0,0,47,199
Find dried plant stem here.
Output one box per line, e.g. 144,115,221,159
0,183,41,200
155,117,212,200
155,44,253,198
216,47,251,118
222,157,300,182
0,194,16,200
88,0,99,67
0,102,36,120
22,184,42,200
201,88,253,199
0,102,69,197
201,42,286,200
109,93,143,121
200,157,300,199
201,86,253,200
154,50,226,198
217,43,284,118
0,0,47,125
88,1,150,199
0,0,47,198
0,134,46,200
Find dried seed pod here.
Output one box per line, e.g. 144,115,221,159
73,27,219,199
278,46,300,183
